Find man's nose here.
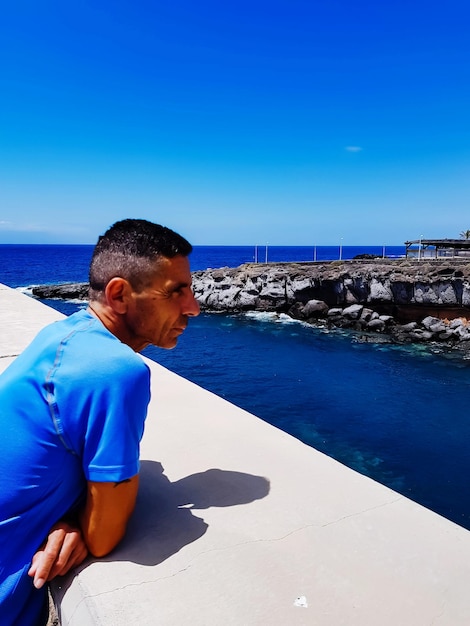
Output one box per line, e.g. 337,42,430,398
184,290,200,317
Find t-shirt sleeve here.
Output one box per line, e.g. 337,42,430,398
46,317,152,484
81,361,151,482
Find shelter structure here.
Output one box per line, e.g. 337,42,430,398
405,238,470,259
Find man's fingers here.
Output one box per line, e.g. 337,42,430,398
47,529,88,579
29,550,50,589
49,538,88,579
27,552,45,588
28,521,89,587
29,526,66,588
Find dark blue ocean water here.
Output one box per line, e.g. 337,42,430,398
2,244,469,531
0,244,404,287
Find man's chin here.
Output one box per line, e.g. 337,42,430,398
155,329,185,350
158,338,178,350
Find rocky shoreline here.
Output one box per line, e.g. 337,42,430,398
31,258,470,354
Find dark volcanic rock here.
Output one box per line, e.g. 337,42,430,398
288,299,329,321
30,259,470,351
32,283,89,300
193,259,470,317
353,253,380,259
191,259,470,351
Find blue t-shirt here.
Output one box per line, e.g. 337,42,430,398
0,309,151,625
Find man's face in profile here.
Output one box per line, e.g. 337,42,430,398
125,255,200,352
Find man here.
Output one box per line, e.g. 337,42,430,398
0,219,200,625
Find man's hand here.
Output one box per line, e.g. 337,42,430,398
28,521,89,589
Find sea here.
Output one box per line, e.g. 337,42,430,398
1,244,470,531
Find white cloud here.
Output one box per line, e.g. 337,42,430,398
345,146,363,152
0,220,49,232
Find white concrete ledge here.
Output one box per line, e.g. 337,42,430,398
1,284,470,625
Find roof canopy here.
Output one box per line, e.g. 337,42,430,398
405,238,470,249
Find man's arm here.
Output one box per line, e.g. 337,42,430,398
80,474,140,557
29,474,139,587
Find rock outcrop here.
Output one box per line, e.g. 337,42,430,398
191,259,470,349
192,259,470,316
31,259,470,350
32,283,89,300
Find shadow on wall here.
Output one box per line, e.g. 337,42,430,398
80,461,270,570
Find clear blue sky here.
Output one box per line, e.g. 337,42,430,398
1,0,469,245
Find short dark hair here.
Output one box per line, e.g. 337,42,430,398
89,219,192,301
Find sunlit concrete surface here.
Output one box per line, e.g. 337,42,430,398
0,283,63,356
1,284,470,625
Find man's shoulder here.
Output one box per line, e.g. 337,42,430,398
67,312,150,379
46,310,119,351
36,308,94,341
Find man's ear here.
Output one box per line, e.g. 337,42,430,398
104,278,133,314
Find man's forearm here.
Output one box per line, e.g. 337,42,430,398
79,475,139,558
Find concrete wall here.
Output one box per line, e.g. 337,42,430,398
1,283,470,625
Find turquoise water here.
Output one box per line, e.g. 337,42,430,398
145,312,470,530
1,243,468,530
